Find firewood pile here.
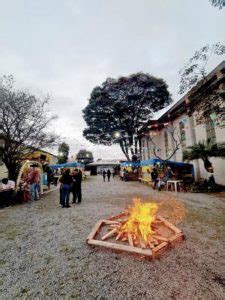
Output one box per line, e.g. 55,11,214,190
86,211,184,259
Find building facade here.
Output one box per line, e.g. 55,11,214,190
140,61,225,185
0,147,57,180
87,159,122,175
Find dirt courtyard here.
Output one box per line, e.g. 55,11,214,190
0,176,225,299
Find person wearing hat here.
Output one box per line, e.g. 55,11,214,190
27,164,41,201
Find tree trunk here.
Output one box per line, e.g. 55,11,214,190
203,158,212,171
119,140,130,161
3,160,20,181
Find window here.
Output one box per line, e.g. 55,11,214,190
164,130,169,158
147,138,151,159
206,118,216,144
179,121,186,149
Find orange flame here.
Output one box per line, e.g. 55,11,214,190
120,198,158,242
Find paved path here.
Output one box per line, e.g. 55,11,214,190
0,176,224,299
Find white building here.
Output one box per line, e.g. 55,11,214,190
87,159,122,175
140,61,225,185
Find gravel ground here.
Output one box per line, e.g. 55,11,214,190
0,176,225,299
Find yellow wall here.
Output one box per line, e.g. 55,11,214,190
141,165,152,181
25,150,53,164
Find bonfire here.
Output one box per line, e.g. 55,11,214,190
87,198,184,258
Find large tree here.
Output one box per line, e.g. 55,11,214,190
76,149,93,165
0,75,58,180
83,73,171,160
209,0,225,9
179,43,225,126
57,142,69,164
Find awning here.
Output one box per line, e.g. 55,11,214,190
120,161,140,167
49,162,84,169
140,158,194,175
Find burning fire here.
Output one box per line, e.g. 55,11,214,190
119,198,158,242
87,197,185,256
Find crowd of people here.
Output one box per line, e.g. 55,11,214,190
0,164,83,209
0,163,41,207
150,163,174,191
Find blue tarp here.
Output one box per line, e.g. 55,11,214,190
140,158,194,176
120,161,140,167
49,162,84,169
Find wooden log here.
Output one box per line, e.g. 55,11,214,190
86,220,103,241
152,220,163,225
169,233,184,245
102,228,117,241
87,239,152,257
149,236,159,245
121,236,128,242
103,220,121,225
157,215,182,234
139,238,147,249
115,232,123,241
152,235,169,242
128,234,133,247
108,212,128,221
109,224,120,228
108,226,119,231
134,239,138,246
152,241,168,257
148,242,155,249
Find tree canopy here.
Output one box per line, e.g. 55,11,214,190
0,75,58,179
209,0,225,9
179,43,225,126
183,140,225,171
83,73,171,160
57,142,69,164
76,149,93,165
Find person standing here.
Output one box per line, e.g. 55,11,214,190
45,165,53,190
107,169,111,182
151,167,158,188
53,169,59,186
1,178,15,207
103,170,106,182
59,169,72,208
71,169,82,204
28,164,41,201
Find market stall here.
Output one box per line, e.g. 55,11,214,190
49,162,85,180
16,160,44,194
140,158,194,186
120,161,140,181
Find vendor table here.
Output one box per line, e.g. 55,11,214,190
166,180,183,193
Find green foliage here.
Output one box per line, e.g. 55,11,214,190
209,0,225,9
183,140,225,170
76,149,93,165
83,73,171,159
179,43,225,94
179,43,225,126
57,142,69,164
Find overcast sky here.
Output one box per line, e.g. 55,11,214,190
0,0,224,160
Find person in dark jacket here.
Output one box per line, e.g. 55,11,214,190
107,169,111,182
103,170,106,182
71,169,82,204
59,169,72,208
151,167,158,188
45,165,53,190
